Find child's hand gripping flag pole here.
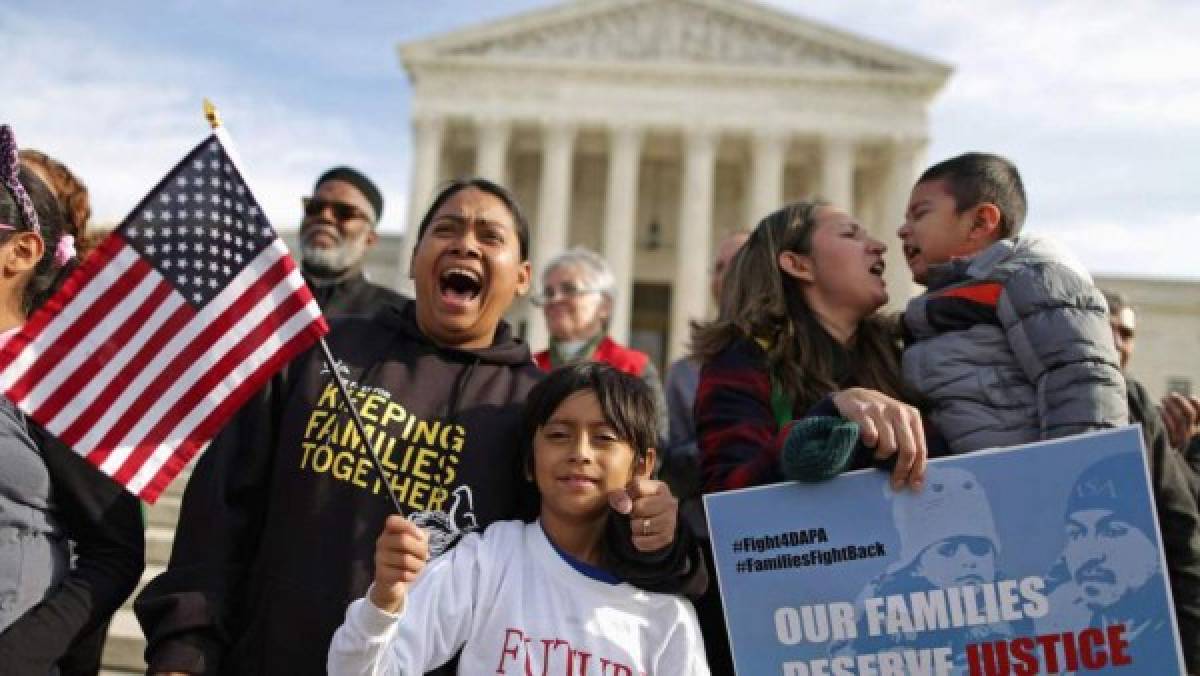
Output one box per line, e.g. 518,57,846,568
0,101,342,504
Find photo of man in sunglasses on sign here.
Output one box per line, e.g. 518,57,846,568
299,166,408,318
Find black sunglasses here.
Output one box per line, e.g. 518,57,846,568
937,536,994,557
302,197,373,224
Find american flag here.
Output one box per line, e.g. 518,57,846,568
0,134,328,502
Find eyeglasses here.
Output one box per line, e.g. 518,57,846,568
302,197,373,224
532,281,602,306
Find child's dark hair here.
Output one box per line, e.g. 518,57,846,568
918,152,1027,239
0,164,77,314
520,362,659,475
415,177,531,261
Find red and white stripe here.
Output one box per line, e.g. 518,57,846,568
0,233,327,502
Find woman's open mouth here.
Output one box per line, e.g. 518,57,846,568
438,266,483,307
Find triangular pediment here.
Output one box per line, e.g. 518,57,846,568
402,0,950,78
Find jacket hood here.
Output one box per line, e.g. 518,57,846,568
925,233,1092,290
377,300,533,367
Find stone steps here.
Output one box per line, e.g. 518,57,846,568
144,494,181,530
102,607,149,672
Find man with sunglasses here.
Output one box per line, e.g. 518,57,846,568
1103,290,1200,480
300,167,408,318
1096,290,1200,670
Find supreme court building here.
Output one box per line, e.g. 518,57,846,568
395,0,952,364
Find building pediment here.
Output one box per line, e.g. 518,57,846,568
402,0,950,80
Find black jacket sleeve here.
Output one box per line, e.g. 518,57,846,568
134,370,289,674
1129,379,1200,671
604,512,708,598
0,428,145,674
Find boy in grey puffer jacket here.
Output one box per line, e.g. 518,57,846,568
896,152,1126,453
896,153,1200,673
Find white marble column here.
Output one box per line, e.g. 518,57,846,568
527,121,577,352
668,128,718,363
881,138,927,308
475,118,512,184
397,114,445,294
602,124,644,345
819,135,856,212
745,129,788,229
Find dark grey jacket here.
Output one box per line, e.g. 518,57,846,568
0,399,144,674
902,235,1127,453
0,399,67,634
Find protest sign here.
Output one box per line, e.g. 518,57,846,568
704,426,1185,675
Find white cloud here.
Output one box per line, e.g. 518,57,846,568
2,8,409,235
1042,211,1200,278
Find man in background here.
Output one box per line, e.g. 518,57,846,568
300,167,407,318
1103,289,1200,475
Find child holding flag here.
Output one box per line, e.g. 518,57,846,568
327,362,709,675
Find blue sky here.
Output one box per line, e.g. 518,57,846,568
5,0,1198,278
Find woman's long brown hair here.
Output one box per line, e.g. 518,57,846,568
690,200,912,413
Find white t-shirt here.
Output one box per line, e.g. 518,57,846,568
328,519,709,675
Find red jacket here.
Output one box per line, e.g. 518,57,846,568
534,336,649,377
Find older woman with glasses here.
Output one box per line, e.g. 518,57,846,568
533,246,668,436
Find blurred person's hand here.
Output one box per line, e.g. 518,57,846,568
1160,393,1200,451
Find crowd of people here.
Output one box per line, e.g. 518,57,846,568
0,118,1198,676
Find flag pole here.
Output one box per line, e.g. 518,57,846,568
201,99,402,514
316,339,404,514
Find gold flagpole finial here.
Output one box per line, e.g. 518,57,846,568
203,99,222,130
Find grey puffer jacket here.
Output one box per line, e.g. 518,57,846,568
902,235,1127,453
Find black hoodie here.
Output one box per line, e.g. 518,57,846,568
302,264,409,320
136,300,545,675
